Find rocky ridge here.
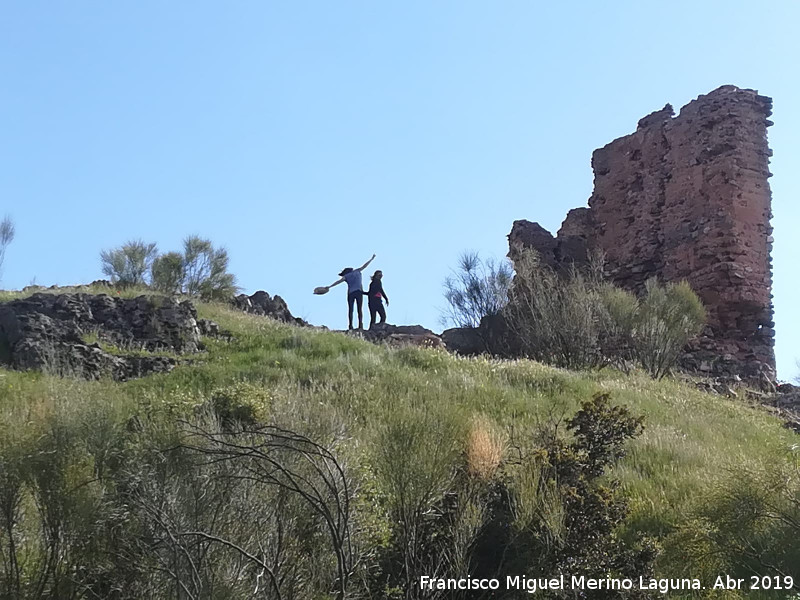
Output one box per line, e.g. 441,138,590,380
232,290,308,325
0,293,208,381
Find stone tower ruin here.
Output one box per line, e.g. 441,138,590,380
509,85,775,377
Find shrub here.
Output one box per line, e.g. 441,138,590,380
469,394,656,596
504,249,609,369
100,239,158,287
182,235,238,299
597,283,640,372
501,250,705,377
373,406,463,595
442,251,512,328
466,415,506,481
632,279,706,379
0,215,14,283
150,251,184,294
666,463,800,587
104,235,239,298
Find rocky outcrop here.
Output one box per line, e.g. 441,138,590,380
509,85,775,379
232,291,308,326
441,327,485,355
352,323,445,349
0,293,206,380
767,383,800,433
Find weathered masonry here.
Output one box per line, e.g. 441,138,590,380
509,86,775,377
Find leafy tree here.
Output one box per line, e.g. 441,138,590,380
0,215,14,283
100,239,158,287
181,235,238,300
442,251,513,328
150,251,184,295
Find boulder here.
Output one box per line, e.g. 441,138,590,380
232,291,308,326
441,327,485,355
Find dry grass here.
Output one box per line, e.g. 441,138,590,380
466,414,506,481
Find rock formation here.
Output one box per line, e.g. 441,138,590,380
0,293,209,380
232,290,308,325
509,85,775,378
351,323,445,349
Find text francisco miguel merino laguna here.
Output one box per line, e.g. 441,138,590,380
421,575,710,594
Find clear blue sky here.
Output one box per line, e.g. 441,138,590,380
1,1,798,380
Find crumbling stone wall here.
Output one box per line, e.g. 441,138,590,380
509,85,775,377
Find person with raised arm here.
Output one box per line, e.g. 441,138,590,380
314,253,376,330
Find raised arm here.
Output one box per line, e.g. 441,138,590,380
327,277,345,288
357,253,376,272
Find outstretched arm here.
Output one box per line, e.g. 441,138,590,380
327,277,345,288
357,253,376,272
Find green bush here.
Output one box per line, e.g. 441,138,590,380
100,239,158,287
664,462,800,592
502,250,706,377
0,215,14,284
632,279,706,379
597,283,640,372
182,235,238,299
503,250,608,369
100,236,238,299
150,251,184,295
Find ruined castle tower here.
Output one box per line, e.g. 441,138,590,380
509,85,775,377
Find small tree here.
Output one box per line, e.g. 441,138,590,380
597,283,640,373
150,251,184,295
100,240,158,287
442,251,512,328
0,215,15,283
632,279,706,379
182,235,238,299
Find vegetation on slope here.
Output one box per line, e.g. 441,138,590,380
1,292,798,598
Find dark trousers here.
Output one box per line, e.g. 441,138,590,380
347,291,364,329
368,299,386,329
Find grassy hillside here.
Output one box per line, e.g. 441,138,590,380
1,293,798,598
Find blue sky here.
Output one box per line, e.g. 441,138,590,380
1,1,798,380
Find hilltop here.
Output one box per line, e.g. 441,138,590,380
1,286,798,598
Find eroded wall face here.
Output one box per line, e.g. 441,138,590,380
510,86,775,376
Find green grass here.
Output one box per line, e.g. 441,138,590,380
0,282,154,303
0,292,797,591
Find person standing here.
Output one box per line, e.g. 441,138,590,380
321,254,376,330
365,270,389,329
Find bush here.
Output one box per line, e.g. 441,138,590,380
102,235,239,299
150,251,184,294
182,235,238,300
100,239,158,287
467,394,656,598
504,250,609,369
502,249,706,377
666,462,800,588
0,215,14,283
442,251,512,328
633,279,706,379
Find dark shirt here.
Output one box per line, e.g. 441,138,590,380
366,279,388,304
